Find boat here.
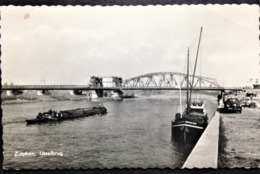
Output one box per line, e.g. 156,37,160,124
26,106,107,124
90,90,123,102
110,91,123,100
171,27,208,143
122,94,136,99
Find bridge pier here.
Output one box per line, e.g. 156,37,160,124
41,89,52,95
69,90,75,95
36,90,52,95
6,90,12,96
11,89,23,95
90,90,99,99
111,90,123,100
73,89,83,95
95,89,104,98
113,89,123,98
89,90,123,100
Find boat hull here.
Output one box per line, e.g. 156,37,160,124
171,122,205,143
26,118,58,124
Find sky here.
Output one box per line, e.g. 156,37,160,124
1,5,258,87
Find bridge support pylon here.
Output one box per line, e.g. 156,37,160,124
73,90,83,95
11,89,23,95
95,89,104,98
90,90,99,99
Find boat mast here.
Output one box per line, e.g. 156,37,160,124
189,27,203,104
186,48,190,113
179,75,182,117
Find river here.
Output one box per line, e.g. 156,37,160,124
2,92,217,169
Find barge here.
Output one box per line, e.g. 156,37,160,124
26,106,107,124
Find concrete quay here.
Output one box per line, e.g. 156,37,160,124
182,111,220,169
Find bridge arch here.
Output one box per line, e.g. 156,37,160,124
123,72,220,88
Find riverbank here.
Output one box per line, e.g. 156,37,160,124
1,90,218,105
1,91,90,105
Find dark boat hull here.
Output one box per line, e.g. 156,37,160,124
122,95,136,99
26,118,58,124
171,122,206,143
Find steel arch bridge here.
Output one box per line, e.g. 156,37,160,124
3,72,239,93
123,72,221,88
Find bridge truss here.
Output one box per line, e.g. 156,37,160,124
123,72,220,88
3,72,242,93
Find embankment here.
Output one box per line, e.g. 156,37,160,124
182,111,220,168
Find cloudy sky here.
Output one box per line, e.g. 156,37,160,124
1,5,258,87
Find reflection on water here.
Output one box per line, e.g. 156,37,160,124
3,95,217,169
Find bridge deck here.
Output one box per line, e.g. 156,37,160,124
2,85,241,91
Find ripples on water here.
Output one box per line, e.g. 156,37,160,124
3,95,217,169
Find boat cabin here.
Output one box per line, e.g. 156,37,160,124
190,100,207,116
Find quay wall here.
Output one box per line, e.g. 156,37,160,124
182,111,220,168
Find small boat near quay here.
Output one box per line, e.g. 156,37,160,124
26,106,107,124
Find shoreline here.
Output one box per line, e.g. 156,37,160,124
1,92,217,105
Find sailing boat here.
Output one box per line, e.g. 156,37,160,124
171,27,208,143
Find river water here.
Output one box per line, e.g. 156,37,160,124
3,93,217,169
